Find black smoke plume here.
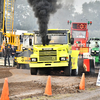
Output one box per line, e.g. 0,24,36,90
27,0,61,46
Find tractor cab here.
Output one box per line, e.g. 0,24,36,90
71,22,89,57
22,33,34,51
72,30,87,47
89,38,100,66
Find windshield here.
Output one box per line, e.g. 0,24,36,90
23,35,34,46
72,31,86,38
35,33,68,45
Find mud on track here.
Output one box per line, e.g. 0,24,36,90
0,67,99,100
0,67,13,78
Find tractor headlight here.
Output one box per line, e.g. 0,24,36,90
96,51,99,52
31,58,37,62
60,57,66,61
92,50,94,52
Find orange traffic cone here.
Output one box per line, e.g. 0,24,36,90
44,76,52,96
79,73,85,90
0,78,9,100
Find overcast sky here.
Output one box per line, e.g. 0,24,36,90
59,0,99,13
14,0,100,37
74,0,99,13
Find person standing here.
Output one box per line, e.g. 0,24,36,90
3,45,11,66
95,42,99,48
3,45,7,66
7,45,11,66
11,45,16,67
11,45,16,58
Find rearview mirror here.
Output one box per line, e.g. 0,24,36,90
86,41,90,44
70,38,74,45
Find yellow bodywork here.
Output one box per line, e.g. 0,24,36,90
29,45,79,68
16,57,30,64
71,50,79,69
30,44,70,68
29,29,79,69
30,62,68,68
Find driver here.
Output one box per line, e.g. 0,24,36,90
79,33,83,38
95,42,99,47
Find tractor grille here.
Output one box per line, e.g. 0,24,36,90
39,50,56,55
91,51,99,56
39,56,57,61
39,50,57,61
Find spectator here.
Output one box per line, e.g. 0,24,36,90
11,45,16,58
3,45,11,66
7,45,11,66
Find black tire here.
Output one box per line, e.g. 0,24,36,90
95,63,98,66
64,55,72,76
72,69,77,76
78,58,85,75
30,68,37,75
90,59,95,74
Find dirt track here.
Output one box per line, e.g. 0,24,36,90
0,67,99,100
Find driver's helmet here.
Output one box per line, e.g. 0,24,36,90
78,33,83,38
95,42,99,47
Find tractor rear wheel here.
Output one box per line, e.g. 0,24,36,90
72,68,78,76
90,59,95,75
78,58,85,75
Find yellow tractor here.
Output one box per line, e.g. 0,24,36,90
16,32,34,68
29,29,79,76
